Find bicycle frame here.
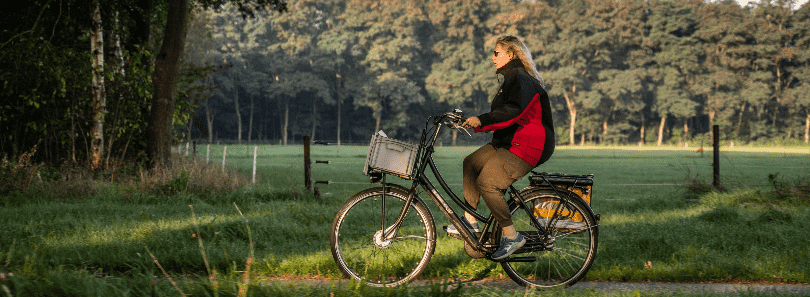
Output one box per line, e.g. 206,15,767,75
378,112,567,259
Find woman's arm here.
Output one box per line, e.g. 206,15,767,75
477,70,536,127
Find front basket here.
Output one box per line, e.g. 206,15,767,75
363,134,419,180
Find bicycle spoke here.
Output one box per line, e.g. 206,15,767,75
331,188,435,287
501,190,597,288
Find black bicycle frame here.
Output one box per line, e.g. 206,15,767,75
380,115,550,256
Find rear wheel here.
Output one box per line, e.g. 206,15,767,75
500,189,598,288
330,187,436,287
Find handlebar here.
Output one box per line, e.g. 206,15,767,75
434,109,472,138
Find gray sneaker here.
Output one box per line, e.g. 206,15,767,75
491,233,526,260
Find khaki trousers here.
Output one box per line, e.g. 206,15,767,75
463,144,533,228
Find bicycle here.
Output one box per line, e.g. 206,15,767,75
330,109,600,288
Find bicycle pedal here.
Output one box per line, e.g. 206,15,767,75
442,226,463,240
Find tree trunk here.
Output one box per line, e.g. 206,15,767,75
146,0,190,169
336,74,342,146
248,94,254,143
71,97,77,163
736,101,747,138
451,129,458,146
563,88,577,146
90,0,105,169
708,109,716,140
232,73,242,144
683,120,689,144
205,100,213,143
602,119,608,144
106,11,126,167
282,99,289,145
639,124,645,146
639,113,646,145
657,115,666,146
311,98,317,141
805,113,809,143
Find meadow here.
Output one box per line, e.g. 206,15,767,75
1,144,809,296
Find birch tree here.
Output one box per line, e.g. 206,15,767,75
90,0,106,169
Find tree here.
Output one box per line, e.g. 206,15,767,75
90,0,106,169
642,0,703,145
260,53,331,145
147,0,286,169
339,0,429,137
585,0,647,145
694,1,753,140
357,73,425,134
425,0,499,145
791,3,810,142
542,0,630,145
749,0,799,139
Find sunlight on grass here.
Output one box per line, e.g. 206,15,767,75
38,204,269,250
600,206,712,226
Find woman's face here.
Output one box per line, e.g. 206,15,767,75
492,45,513,69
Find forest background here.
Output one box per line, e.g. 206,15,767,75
2,0,810,167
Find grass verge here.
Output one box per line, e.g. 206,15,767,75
0,271,805,296
0,147,809,295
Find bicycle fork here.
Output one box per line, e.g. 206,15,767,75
377,176,422,243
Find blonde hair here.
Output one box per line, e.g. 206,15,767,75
496,36,545,88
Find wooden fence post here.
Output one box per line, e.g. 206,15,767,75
304,136,312,191
252,146,258,184
222,146,227,172
713,125,720,188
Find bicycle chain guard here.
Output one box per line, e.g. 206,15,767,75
464,241,486,259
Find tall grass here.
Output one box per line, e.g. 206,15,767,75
0,151,253,206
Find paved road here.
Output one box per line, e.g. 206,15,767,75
463,279,810,295
266,278,810,295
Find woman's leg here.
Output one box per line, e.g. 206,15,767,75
475,148,533,229
462,144,496,222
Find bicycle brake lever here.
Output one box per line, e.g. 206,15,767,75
459,126,472,138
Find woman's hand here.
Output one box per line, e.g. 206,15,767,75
463,116,481,129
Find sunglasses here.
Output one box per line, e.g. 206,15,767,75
493,50,510,57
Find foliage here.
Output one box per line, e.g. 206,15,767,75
5,0,810,168
767,172,810,200
187,0,810,146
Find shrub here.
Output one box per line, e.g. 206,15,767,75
768,173,810,201
0,145,40,196
0,151,255,205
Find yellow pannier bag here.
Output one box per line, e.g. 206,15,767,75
528,173,593,230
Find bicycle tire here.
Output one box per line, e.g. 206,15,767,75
330,187,436,287
500,189,598,288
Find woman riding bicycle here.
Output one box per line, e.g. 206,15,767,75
450,35,555,260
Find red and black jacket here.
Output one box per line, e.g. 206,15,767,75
475,59,554,167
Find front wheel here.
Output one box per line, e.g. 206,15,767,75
500,189,598,288
330,187,436,287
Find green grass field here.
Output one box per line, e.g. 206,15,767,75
199,144,810,281
1,144,809,295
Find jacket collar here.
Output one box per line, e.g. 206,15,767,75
496,58,524,76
